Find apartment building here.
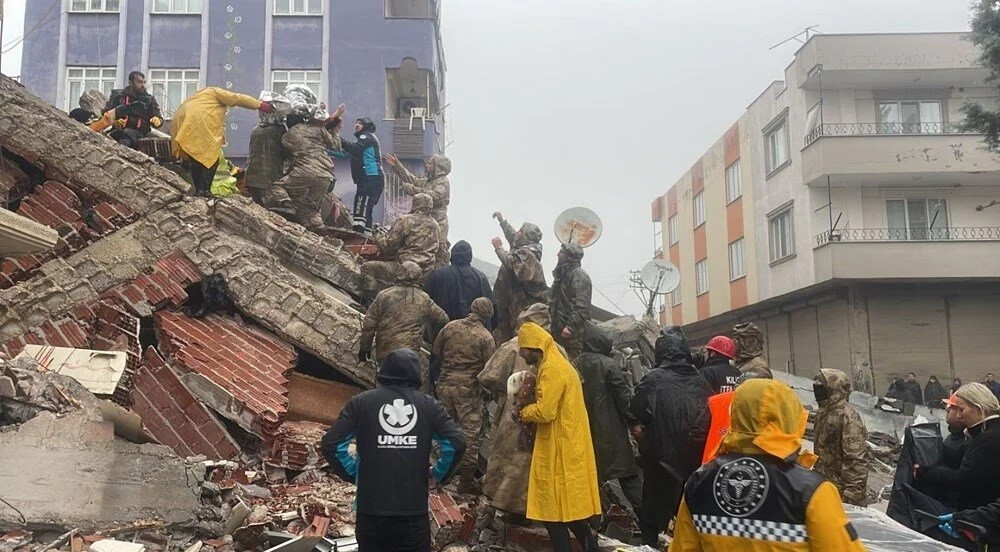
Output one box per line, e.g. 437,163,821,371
651,33,1000,393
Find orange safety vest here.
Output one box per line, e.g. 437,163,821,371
702,391,734,464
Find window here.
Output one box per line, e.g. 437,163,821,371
877,101,943,134
149,69,200,118
670,290,681,307
386,0,432,18
729,238,746,280
726,160,741,203
886,198,950,240
69,0,119,12
695,260,709,295
768,206,795,263
764,117,790,174
271,70,322,97
693,192,705,227
274,0,323,15
152,0,202,13
65,67,117,111
667,215,678,245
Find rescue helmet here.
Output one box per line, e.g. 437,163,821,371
706,335,736,359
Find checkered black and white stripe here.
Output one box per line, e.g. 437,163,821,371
692,514,808,543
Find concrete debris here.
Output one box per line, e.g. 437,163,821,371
89,539,147,552
0,356,104,425
265,421,329,471
15,344,127,395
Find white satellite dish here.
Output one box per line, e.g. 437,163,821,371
554,207,603,248
640,259,680,295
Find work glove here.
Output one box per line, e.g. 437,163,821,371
115,118,127,129
150,116,163,128
359,349,371,363
258,101,275,114
937,513,959,539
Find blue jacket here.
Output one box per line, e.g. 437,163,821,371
339,121,383,182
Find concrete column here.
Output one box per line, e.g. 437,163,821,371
847,285,875,394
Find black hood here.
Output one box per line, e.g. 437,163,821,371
377,349,422,388
450,240,473,267
355,117,376,135
654,326,692,366
582,324,613,356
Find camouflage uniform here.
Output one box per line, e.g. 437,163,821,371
264,123,340,231
550,244,592,360
814,368,869,506
492,220,549,344
359,261,449,393
245,122,286,204
393,155,451,266
434,297,497,492
733,322,772,378
361,193,441,295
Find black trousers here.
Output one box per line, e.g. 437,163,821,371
355,513,430,552
353,174,385,227
110,128,144,149
640,462,684,546
190,158,220,195
543,520,598,552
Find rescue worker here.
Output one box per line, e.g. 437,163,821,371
491,212,548,344
359,261,449,393
170,87,274,197
732,322,772,378
700,335,740,394
575,324,642,518
385,153,452,266
549,243,592,361
432,297,497,494
96,71,163,149
518,322,602,552
813,368,869,507
985,373,1000,400
424,240,497,327
360,193,441,300
478,303,554,520
339,117,383,230
321,348,466,552
245,103,289,205
629,326,712,547
263,114,343,231
669,379,866,552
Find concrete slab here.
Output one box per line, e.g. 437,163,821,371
15,345,127,395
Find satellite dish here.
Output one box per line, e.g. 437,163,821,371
554,207,603,248
640,259,680,295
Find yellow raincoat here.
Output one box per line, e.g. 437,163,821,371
170,87,260,168
518,322,602,522
670,380,866,552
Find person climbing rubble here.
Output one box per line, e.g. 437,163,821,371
575,324,642,520
732,322,772,378
813,368,870,507
385,153,452,266
424,240,498,328
91,71,163,149
321,348,466,552
478,303,555,521
550,243,592,361
700,335,740,394
432,297,497,494
359,261,448,393
337,117,384,230
669,379,866,552
170,87,274,197
245,98,288,205
490,212,549,344
360,193,441,300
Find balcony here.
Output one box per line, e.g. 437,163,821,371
804,122,971,147
815,226,1000,245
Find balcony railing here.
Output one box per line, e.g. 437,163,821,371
816,227,1000,245
804,122,977,146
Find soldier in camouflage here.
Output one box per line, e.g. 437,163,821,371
733,322,772,378
550,243,592,360
360,193,441,300
813,368,870,506
491,214,549,344
385,154,452,267
433,297,497,494
263,117,342,232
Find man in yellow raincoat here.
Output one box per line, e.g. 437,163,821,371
669,379,866,552
518,322,602,552
170,87,274,197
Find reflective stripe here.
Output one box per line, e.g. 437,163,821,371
692,514,808,543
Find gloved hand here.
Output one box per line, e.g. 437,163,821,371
259,101,275,114
359,349,371,363
115,118,127,128
937,514,959,539
150,116,163,128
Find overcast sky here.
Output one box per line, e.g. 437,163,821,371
1,1,973,315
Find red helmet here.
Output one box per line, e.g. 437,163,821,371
706,336,736,359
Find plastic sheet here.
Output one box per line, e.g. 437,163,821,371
847,506,965,551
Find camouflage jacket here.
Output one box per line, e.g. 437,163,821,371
359,284,449,362
376,212,441,273
550,261,592,337
433,314,496,383
736,356,773,379
245,123,286,190
282,123,341,179
395,157,451,223
814,368,870,506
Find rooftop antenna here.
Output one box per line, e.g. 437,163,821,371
630,259,681,318
769,25,822,50
554,207,603,248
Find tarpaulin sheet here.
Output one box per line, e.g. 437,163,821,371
847,506,965,552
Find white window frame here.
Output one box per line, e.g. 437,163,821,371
726,160,742,204
65,67,117,111
69,0,120,12
693,192,706,228
151,0,203,14
273,0,324,15
768,205,795,263
667,215,678,246
148,69,200,118
271,70,323,99
764,115,791,175
384,0,433,18
695,259,709,296
876,100,944,134
670,290,681,307
885,198,950,240
729,238,746,281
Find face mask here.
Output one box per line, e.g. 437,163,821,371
813,383,830,403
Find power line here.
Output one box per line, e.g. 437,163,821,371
2,0,62,54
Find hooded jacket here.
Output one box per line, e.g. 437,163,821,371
576,325,638,482
424,241,498,328
245,122,286,190
432,298,497,383
918,414,1000,510
813,368,869,506
375,194,441,273
340,118,383,181
924,378,948,409
105,85,162,134
732,322,772,378
670,380,865,552
279,121,341,179
629,326,712,480
359,261,449,362
170,87,261,168
395,155,451,223
493,221,549,343
321,349,466,516
700,353,741,395
550,244,592,346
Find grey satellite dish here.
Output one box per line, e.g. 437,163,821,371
640,259,680,295
554,207,603,248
